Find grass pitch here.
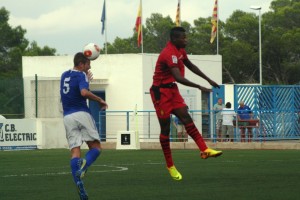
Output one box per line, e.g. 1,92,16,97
0,149,299,200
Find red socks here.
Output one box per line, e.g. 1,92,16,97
160,122,207,167
159,134,174,168
185,123,207,151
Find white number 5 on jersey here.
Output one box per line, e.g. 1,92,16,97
63,77,71,94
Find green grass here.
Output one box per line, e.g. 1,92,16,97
0,149,299,200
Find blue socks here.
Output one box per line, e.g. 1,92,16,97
70,148,101,183
70,157,81,183
85,148,101,168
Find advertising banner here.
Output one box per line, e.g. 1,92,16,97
0,119,37,150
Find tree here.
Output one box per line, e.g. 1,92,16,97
0,7,56,118
0,7,28,78
221,0,300,85
187,17,225,55
0,7,56,78
102,37,138,54
143,13,174,53
221,40,257,83
99,0,300,85
221,11,260,83
262,0,300,84
102,13,177,54
24,41,56,56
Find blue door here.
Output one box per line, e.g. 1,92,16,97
89,91,106,141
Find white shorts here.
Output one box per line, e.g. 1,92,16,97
63,111,100,149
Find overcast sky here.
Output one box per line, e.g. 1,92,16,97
1,0,273,55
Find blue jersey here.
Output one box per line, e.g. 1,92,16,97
60,69,90,116
237,105,252,120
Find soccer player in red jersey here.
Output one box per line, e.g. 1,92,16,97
150,27,222,181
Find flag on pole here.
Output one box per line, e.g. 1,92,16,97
175,0,181,26
210,0,218,43
135,1,142,47
101,0,106,35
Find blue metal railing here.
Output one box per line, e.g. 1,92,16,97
98,109,300,142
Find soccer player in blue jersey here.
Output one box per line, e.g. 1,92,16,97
60,52,107,200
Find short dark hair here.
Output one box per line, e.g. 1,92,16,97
73,52,89,67
225,102,232,108
170,27,186,41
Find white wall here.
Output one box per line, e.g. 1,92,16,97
224,84,235,107
23,54,221,114
22,54,222,148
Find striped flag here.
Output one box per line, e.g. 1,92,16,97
175,0,181,26
135,1,142,47
101,0,106,35
210,0,218,43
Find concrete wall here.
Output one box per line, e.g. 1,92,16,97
22,54,142,117
22,54,222,148
36,118,68,149
23,54,222,115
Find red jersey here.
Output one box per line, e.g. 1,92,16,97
152,41,188,86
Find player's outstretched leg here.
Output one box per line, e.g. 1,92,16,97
71,158,89,199
77,180,88,200
184,123,222,159
76,158,87,180
160,134,182,180
200,148,223,159
76,148,101,179
167,165,182,181
185,123,208,151
71,158,82,183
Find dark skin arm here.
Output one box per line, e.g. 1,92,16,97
183,59,220,88
170,59,220,92
170,67,212,92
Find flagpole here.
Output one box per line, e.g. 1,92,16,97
140,0,143,54
104,0,107,55
175,0,181,26
179,0,181,26
101,0,107,54
210,0,218,54
135,0,143,53
217,0,219,55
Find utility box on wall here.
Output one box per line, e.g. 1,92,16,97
121,133,131,145
116,131,140,150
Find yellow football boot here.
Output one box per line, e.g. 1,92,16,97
201,148,223,159
167,165,182,181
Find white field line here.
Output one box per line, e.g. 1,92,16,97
1,164,128,178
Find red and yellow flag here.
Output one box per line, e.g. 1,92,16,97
135,2,142,47
210,0,218,43
175,1,180,26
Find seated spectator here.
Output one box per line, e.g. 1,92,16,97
237,101,253,142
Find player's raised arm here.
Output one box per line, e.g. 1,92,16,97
183,59,220,88
170,67,212,92
81,89,108,110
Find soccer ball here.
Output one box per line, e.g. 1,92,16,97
83,43,101,60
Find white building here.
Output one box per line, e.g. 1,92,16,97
22,54,222,149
